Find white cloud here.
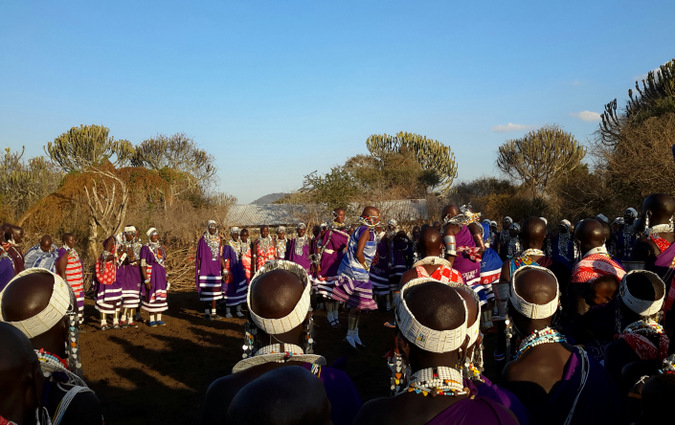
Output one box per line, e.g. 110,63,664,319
571,110,601,122
571,80,581,86
492,123,532,133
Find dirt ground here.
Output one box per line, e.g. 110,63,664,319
80,290,499,425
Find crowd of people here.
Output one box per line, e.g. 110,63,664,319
2,194,675,424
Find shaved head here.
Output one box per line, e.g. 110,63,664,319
403,282,465,332
455,286,479,328
643,193,675,224
226,366,331,425
441,205,459,221
1,272,55,322
418,227,443,257
514,268,558,306
250,269,305,319
521,216,547,249
574,219,605,254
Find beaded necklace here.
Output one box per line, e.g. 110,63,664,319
558,233,571,260
521,248,544,257
258,236,272,251
205,232,221,261
515,327,566,360
35,348,87,388
147,242,165,265
623,319,664,336
407,366,467,397
276,238,287,257
294,235,308,256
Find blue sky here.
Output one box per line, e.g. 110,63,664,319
1,1,673,203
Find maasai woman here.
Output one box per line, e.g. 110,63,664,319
315,209,350,327
95,236,122,330
239,228,253,283
330,207,379,348
275,226,288,260
56,233,85,323
117,225,143,327
141,227,168,327
221,240,247,318
23,235,59,272
286,223,311,272
196,220,225,320
227,227,242,260
253,225,275,273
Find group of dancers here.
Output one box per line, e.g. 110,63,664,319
3,194,675,424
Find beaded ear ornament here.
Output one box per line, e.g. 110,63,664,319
242,321,258,359
303,309,315,354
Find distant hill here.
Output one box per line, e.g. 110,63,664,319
250,193,289,205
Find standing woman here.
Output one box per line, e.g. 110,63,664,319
196,220,225,320
95,236,122,330
141,227,169,327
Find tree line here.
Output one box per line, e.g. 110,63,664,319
2,58,674,285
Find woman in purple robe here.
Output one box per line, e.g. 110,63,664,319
196,220,225,320
315,209,350,328
140,227,168,327
287,223,311,271
221,243,247,318
117,226,143,327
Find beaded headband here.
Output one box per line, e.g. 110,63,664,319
146,227,158,238
207,220,217,227
442,280,480,346
396,277,468,353
230,227,241,234
510,265,560,320
297,223,306,229
0,268,72,338
248,260,311,335
124,225,136,233
619,270,665,317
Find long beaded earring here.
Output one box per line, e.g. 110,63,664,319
242,321,257,358
304,309,315,354
388,336,407,396
644,213,650,231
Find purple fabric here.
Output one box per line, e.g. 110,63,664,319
221,244,247,306
504,347,621,425
427,396,519,424
301,363,361,425
140,245,167,301
0,256,14,292
453,225,481,286
287,238,311,271
195,236,223,294
465,377,532,425
318,228,349,278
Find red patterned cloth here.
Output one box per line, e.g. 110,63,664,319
415,265,464,284
96,256,116,285
620,325,669,361
650,235,671,254
571,253,625,283
457,246,482,262
255,239,276,270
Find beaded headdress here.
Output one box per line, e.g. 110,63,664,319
619,270,665,317
0,268,83,377
297,223,306,230
0,268,71,338
146,227,158,239
230,227,240,234
396,277,468,353
248,260,311,334
510,265,560,320
123,225,136,233
444,205,481,226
